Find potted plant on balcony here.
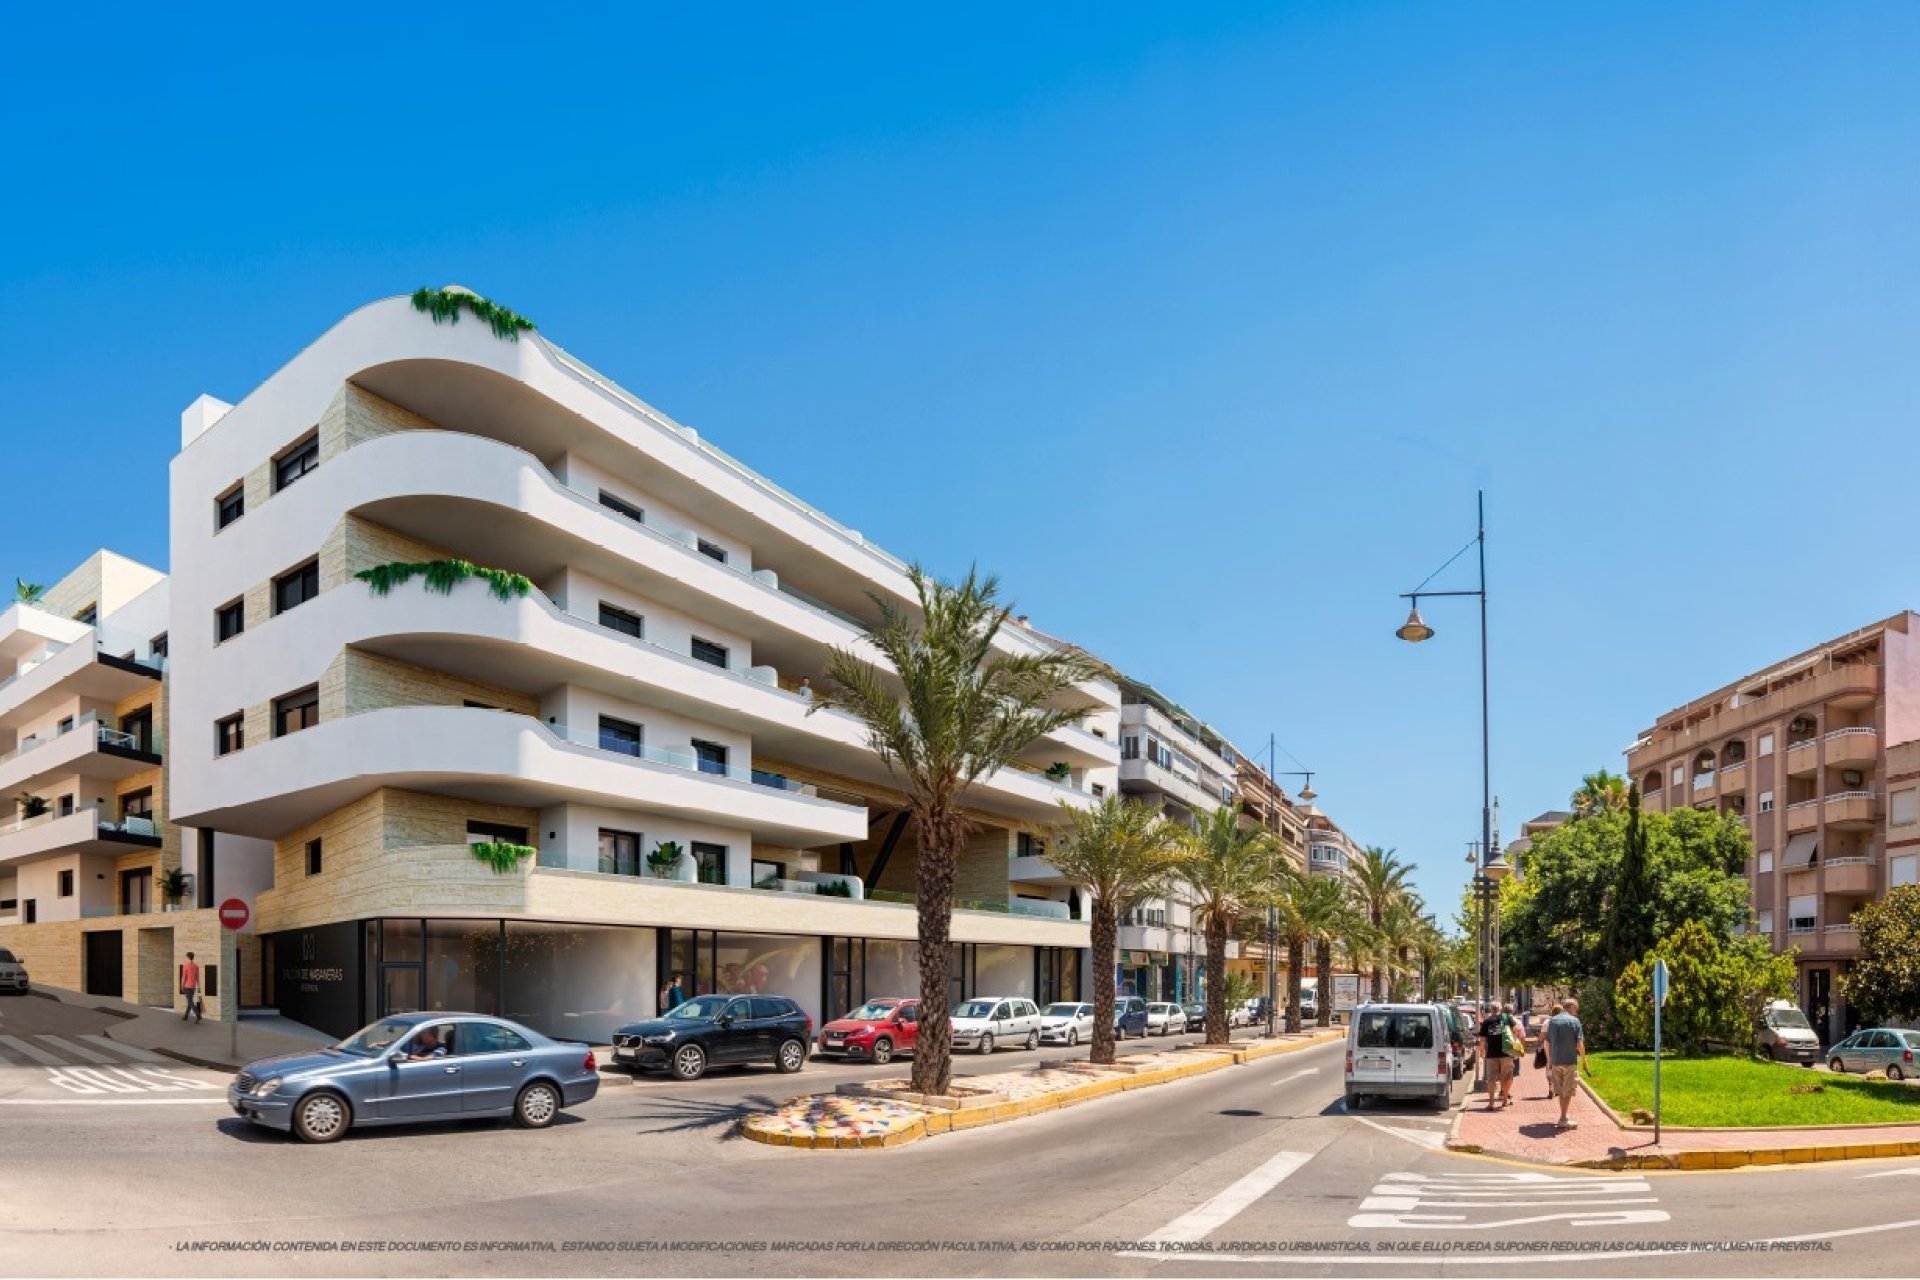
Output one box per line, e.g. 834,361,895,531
1045,762,1072,783
160,867,191,912
813,879,854,898
17,793,49,820
646,840,684,879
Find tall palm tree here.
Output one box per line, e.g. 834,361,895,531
1571,769,1629,819
816,566,1100,1094
1297,874,1357,1028
1271,870,1314,1034
1178,805,1281,1045
1045,796,1190,1065
1350,846,1413,1001
1377,897,1423,999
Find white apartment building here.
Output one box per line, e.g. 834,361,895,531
163,288,1114,1040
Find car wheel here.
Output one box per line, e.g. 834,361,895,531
513,1081,561,1129
1346,1091,1362,1111
870,1037,894,1066
671,1044,708,1081
1889,1064,1906,1082
979,1033,995,1056
292,1091,351,1144
1066,1029,1079,1047
1829,1058,1845,1074
774,1038,808,1073
1024,1029,1039,1051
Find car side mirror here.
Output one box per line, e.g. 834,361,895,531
387,1049,408,1064
718,1015,733,1028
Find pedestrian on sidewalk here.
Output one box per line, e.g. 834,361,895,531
1478,1002,1515,1108
179,951,202,1024
1544,997,1587,1130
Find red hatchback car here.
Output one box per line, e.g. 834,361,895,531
815,998,920,1065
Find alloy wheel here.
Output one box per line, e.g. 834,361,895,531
871,1037,893,1065
1066,1029,1078,1047
674,1044,708,1080
294,1092,349,1143
1025,1030,1039,1051
1889,1065,1905,1082
775,1039,807,1073
979,1033,994,1055
515,1082,559,1128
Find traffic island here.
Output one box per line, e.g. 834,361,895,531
740,1028,1341,1151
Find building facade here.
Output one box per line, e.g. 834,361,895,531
1625,612,1920,1042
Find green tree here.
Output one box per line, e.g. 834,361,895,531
816,566,1100,1094
1571,769,1629,819
1839,885,1920,1025
1612,922,1796,1054
1351,847,1413,1001
1270,869,1315,1033
1179,805,1281,1044
1297,874,1357,1027
1606,785,1657,980
1044,796,1191,1065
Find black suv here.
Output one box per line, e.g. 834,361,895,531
611,994,812,1080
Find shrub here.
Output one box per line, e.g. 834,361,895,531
355,560,533,602
1840,885,1920,1025
1612,921,1794,1053
410,287,536,341
469,841,536,875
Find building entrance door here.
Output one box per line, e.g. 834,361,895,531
380,964,424,1016
120,868,153,915
84,929,123,998
1806,968,1832,1045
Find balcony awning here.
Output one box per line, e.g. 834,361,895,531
1783,833,1820,868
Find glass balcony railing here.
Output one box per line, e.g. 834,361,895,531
543,721,865,808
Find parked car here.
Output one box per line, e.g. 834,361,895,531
1439,1004,1478,1078
1759,999,1821,1066
815,998,918,1065
1827,1027,1920,1080
1038,1002,1097,1047
1181,1002,1208,1031
228,1012,600,1144
1344,1002,1452,1110
1300,992,1319,1020
0,948,27,994
612,994,812,1080
1146,1002,1187,1036
1113,996,1150,1039
951,997,1042,1054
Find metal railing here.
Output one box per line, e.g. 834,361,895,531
543,721,865,808
1827,726,1877,740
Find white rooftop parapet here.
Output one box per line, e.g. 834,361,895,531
180,394,235,448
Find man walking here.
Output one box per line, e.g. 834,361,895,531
1544,997,1587,1130
1478,1002,1514,1109
179,951,201,1024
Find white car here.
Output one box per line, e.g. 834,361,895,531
950,997,1042,1054
1234,1001,1260,1028
1038,1002,1096,1047
1146,1003,1187,1036
0,948,27,994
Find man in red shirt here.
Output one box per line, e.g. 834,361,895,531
180,951,201,1023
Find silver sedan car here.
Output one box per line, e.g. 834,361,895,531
1826,1027,1920,1081
228,1012,601,1143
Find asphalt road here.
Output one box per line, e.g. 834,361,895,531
4,994,1920,1278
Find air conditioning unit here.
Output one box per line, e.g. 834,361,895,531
1842,770,1865,789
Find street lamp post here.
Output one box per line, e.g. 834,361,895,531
1271,754,1315,1039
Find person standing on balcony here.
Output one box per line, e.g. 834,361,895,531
179,951,202,1023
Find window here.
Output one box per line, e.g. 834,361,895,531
274,433,319,492
697,538,727,564
1671,765,1684,786
1758,732,1775,756
272,686,319,737
598,602,643,639
73,604,97,626
598,715,642,756
1091,783,1107,798
690,637,728,669
1756,911,1774,935
57,870,73,898
215,484,245,530
150,633,168,660
1121,736,1140,760
121,788,153,819
692,842,727,885
598,490,645,525
1893,789,1919,828
57,716,73,734
468,1023,532,1055
23,901,34,924
1787,894,1817,931
215,714,244,757
305,839,322,876
273,561,320,615
749,997,790,1019
598,829,642,876
215,599,245,643
752,858,785,884
468,821,529,849
198,829,215,909
1893,855,1919,888
1016,832,1045,858
692,739,729,776
56,795,73,817
1759,791,1775,813
1757,850,1774,875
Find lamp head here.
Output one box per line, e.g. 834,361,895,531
1483,851,1513,881
1396,603,1435,644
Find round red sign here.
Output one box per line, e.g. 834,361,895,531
218,898,250,931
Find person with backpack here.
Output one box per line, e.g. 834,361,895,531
1478,1002,1518,1108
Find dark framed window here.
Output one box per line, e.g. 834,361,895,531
467,821,529,846
598,602,643,638
273,560,320,615
598,490,645,525
751,858,785,884
215,484,245,530
272,685,319,737
56,794,73,817
57,870,74,898
692,842,727,885
697,538,728,564
74,604,97,626
215,714,244,757
274,433,319,492
150,633,168,660
691,637,728,669
692,739,729,776
306,839,323,876
597,715,642,757
121,788,153,819
215,599,245,643
598,828,642,876
198,829,215,908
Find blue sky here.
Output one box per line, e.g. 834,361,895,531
6,5,1918,918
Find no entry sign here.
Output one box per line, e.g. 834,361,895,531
218,898,250,931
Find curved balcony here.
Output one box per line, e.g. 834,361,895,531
0,716,159,797
1823,726,1879,770
1786,738,1820,778
0,638,162,731
1717,760,1748,793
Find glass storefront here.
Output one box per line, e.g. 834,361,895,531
502,921,655,1044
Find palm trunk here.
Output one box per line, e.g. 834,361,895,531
1315,939,1333,1027
1284,935,1303,1033
910,800,960,1096
1089,898,1119,1066
1204,913,1229,1045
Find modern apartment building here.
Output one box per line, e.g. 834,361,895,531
1625,612,1920,1042
163,289,1113,1040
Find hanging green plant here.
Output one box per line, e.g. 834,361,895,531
470,840,536,874
410,287,536,341
355,559,533,602
646,840,685,878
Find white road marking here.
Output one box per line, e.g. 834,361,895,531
1142,1150,1315,1244
0,1096,226,1106
0,1035,67,1066
47,1065,222,1095
78,1035,165,1063
1347,1172,1667,1229
1351,1116,1445,1149
1859,1167,1920,1179
34,1035,118,1064
1271,1068,1320,1086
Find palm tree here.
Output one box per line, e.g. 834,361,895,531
1350,846,1413,1001
1296,874,1357,1028
1045,796,1190,1065
13,579,45,605
1271,870,1314,1034
1178,805,1281,1045
1571,769,1629,819
815,566,1100,1094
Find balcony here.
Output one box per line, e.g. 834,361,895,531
0,637,163,731
0,716,160,797
1822,858,1876,896
1824,726,1879,770
1628,663,1881,765
1786,739,1820,777
1120,756,1230,815
1691,772,1717,802
1119,924,1173,953
1785,799,1820,833
1824,790,1877,829
1718,761,1748,793
1820,924,1860,957
0,806,161,867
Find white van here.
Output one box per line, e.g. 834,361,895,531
1345,1002,1452,1109
950,996,1042,1054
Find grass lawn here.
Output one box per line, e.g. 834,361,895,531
1584,1051,1920,1128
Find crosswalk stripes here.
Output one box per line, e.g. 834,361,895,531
1348,1171,1669,1229
0,1033,172,1068
78,1035,166,1063
0,1035,69,1066
34,1035,117,1064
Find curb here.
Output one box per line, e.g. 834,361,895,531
741,1030,1344,1151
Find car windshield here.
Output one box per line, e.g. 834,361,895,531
1044,1004,1085,1018
665,996,732,1021
337,1018,422,1056
0,949,16,963
844,1002,899,1021
1767,1009,1813,1031
954,1000,996,1019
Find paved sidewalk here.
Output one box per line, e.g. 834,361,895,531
1451,1070,1920,1169
29,985,327,1070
